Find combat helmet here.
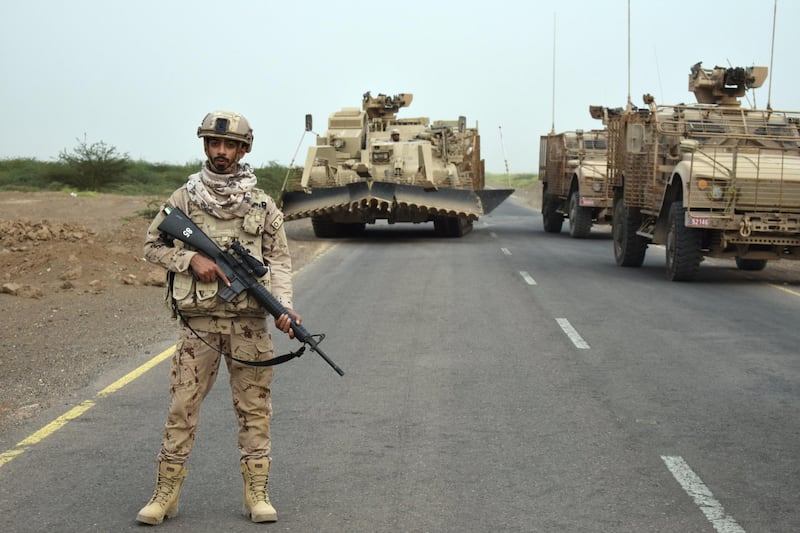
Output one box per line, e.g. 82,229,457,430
197,111,254,152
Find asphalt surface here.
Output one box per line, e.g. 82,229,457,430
1,198,798,532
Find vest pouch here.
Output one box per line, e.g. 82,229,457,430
171,272,194,304
195,279,220,312
171,272,221,313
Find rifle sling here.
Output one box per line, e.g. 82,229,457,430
177,309,305,367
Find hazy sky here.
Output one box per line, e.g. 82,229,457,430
3,0,798,173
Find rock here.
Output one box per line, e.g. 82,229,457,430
1,282,22,295
88,279,105,294
59,265,83,281
2,283,44,299
144,270,167,287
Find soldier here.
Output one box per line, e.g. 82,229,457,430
390,128,400,142
137,111,299,525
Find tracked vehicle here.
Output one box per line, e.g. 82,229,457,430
539,125,610,237
280,92,513,237
603,62,800,280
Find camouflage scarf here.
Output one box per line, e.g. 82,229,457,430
186,163,258,220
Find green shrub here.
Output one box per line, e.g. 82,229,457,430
486,172,538,189
0,156,292,199
58,137,130,191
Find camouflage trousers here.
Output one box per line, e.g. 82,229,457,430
157,316,275,465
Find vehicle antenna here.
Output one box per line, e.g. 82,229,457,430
767,0,777,111
498,125,511,188
280,114,316,196
653,45,664,104
550,13,557,134
626,0,632,112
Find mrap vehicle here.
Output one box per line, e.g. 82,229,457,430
600,62,800,280
539,126,610,237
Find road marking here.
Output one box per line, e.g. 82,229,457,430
661,455,745,533
97,346,174,397
769,283,800,298
519,271,537,285
490,232,498,239
0,346,175,469
555,318,590,349
501,247,511,255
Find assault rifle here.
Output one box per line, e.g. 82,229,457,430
157,206,344,376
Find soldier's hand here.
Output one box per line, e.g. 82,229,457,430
275,308,302,338
189,254,231,286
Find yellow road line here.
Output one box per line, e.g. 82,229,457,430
97,346,174,397
769,283,800,298
0,345,175,469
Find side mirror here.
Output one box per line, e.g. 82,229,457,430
458,116,466,133
305,114,313,132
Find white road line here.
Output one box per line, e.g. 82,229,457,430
501,247,511,255
519,271,537,285
555,318,590,349
661,455,745,533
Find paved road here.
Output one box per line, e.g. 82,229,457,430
1,198,799,532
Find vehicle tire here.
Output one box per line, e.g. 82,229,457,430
312,217,342,238
454,216,473,237
665,200,704,281
542,194,564,233
612,196,647,267
568,190,593,238
434,215,472,237
735,257,767,271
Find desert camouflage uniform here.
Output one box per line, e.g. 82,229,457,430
143,184,292,465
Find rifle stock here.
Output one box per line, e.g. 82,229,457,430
157,206,344,376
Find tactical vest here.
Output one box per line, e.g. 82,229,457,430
171,192,272,319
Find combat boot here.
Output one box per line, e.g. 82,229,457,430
136,462,188,525
241,458,277,522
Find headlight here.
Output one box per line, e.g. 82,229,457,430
695,178,728,200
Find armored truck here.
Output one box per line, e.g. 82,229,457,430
539,126,610,237
603,62,800,280
280,92,513,238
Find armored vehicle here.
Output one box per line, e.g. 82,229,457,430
539,126,610,237
280,92,513,238
604,62,800,280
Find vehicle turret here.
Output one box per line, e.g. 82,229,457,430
688,62,768,106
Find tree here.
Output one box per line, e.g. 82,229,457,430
58,136,130,190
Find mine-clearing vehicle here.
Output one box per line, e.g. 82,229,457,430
280,92,514,238
600,62,800,281
539,127,610,237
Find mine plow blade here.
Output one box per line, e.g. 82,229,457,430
361,181,399,211
475,189,515,215
282,182,513,222
281,182,368,220
393,184,484,218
